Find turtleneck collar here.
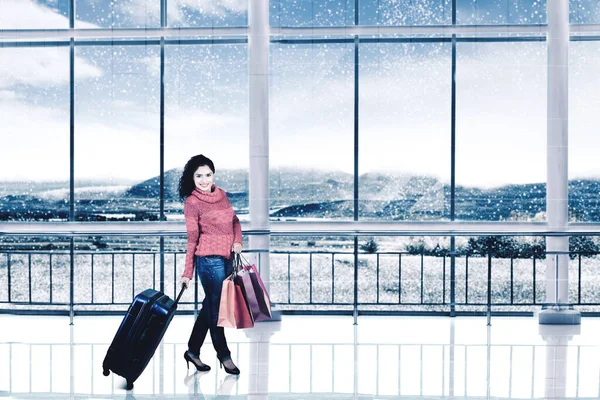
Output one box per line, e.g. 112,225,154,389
191,185,224,204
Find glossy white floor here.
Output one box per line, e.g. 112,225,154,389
1,314,599,399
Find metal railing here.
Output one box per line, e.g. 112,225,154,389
2,243,600,318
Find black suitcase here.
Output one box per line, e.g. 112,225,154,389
102,286,185,390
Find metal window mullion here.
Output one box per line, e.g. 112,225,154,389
69,36,75,222
69,0,74,28
452,0,456,25
354,34,359,221
449,0,457,311
161,0,167,27
160,35,165,222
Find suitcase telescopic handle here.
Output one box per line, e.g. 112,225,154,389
175,284,186,306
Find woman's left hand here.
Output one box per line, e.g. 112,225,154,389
232,242,242,254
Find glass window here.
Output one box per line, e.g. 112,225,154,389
164,42,249,219
168,0,248,27
569,41,600,222
0,45,70,221
359,0,451,25
455,41,546,221
0,0,69,29
456,0,546,25
570,0,600,24
74,44,160,221
76,0,160,28
270,0,355,27
270,40,355,220
359,41,452,220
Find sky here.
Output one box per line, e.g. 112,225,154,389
0,0,599,188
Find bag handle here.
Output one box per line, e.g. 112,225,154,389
175,284,186,306
236,253,252,268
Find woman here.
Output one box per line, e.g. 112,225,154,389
178,154,242,375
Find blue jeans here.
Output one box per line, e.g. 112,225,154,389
187,255,233,361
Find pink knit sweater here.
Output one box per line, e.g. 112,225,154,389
182,185,242,279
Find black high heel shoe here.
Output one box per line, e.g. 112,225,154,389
218,358,240,375
184,350,211,372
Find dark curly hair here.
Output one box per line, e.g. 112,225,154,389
178,154,216,200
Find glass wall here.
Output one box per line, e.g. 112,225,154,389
360,0,451,25
74,44,160,221
569,40,600,222
570,0,600,24
271,0,355,27
0,0,69,29
0,1,597,226
455,41,547,221
75,0,160,28
0,45,70,221
270,40,355,220
164,42,249,219
167,0,248,27
359,40,452,220
456,0,546,25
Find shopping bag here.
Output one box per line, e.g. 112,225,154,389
233,282,254,328
236,270,272,322
217,273,254,329
217,277,236,328
243,263,272,307
235,254,272,322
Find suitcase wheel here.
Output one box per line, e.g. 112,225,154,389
126,381,134,390
102,368,110,377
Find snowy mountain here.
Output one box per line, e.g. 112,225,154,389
1,171,600,221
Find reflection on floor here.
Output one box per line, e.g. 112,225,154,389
1,314,599,399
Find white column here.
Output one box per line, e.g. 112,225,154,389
540,324,580,399
248,0,271,291
546,0,569,306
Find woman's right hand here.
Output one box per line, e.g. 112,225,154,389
180,276,191,289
